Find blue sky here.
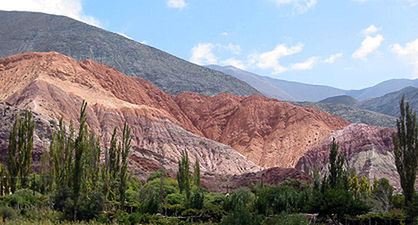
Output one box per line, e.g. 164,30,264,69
2,0,418,90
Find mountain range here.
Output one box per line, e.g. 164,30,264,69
208,65,418,102
0,52,401,189
0,10,410,191
0,10,259,97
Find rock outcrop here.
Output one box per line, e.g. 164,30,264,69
295,124,403,189
174,93,349,168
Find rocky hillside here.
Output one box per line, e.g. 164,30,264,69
0,11,259,96
292,102,397,128
295,124,402,189
174,93,349,168
0,52,262,181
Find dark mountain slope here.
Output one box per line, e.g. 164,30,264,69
319,95,359,106
357,86,418,117
347,79,418,100
292,102,397,128
0,10,259,96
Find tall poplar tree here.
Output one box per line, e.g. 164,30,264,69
393,95,418,206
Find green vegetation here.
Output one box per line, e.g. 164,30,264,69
0,101,416,224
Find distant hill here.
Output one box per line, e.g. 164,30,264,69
357,86,418,117
207,65,345,101
291,102,397,128
0,11,259,96
319,95,359,106
347,79,418,100
208,65,418,102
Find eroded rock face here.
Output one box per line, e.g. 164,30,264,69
295,124,403,189
0,52,261,178
174,93,349,168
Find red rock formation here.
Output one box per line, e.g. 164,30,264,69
0,52,261,177
174,93,349,168
295,124,407,190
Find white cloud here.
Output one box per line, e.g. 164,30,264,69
271,0,317,14
221,32,229,36
352,34,384,60
391,38,418,73
290,57,319,70
221,58,246,69
190,43,217,65
323,53,343,63
0,0,100,26
362,25,380,36
223,44,241,55
167,0,187,9
248,43,303,74
190,43,243,65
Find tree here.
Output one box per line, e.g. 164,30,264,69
177,151,191,199
72,100,88,221
308,139,369,224
119,121,131,208
393,95,418,206
193,157,200,187
7,110,34,193
370,178,394,213
328,138,345,189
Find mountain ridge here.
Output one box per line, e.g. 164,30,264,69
0,10,260,97
208,65,418,102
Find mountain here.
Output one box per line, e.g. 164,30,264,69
1,52,408,190
0,52,349,171
347,79,418,100
0,10,259,96
208,65,418,102
206,65,295,100
296,124,403,190
174,93,349,168
357,86,418,117
0,52,262,182
319,95,359,106
207,65,345,101
292,102,397,128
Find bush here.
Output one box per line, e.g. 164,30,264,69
220,206,262,225
223,188,254,212
254,185,301,215
54,188,104,221
189,189,204,209
262,212,309,225
0,189,48,209
0,206,16,222
166,193,183,205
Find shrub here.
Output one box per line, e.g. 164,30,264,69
223,188,254,212
262,212,309,225
0,189,47,209
0,206,16,222
166,193,183,205
220,206,262,225
189,189,204,209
